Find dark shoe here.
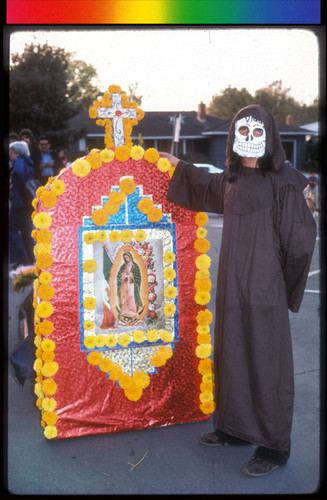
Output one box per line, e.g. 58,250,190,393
241,457,280,477
198,431,229,446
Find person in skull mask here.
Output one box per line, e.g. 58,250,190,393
159,104,316,477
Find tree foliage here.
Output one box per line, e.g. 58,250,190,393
10,43,101,147
208,81,319,126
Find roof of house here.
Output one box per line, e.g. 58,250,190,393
203,119,313,136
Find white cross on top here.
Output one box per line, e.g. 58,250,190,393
97,93,137,148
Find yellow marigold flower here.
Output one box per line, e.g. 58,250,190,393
83,232,96,244
194,238,210,253
99,357,114,372
40,190,57,208
197,333,211,344
41,338,56,352
146,329,158,342
130,145,145,160
33,358,43,372
36,397,43,409
133,371,150,388
39,320,54,336
39,270,52,284
115,145,131,162
163,267,176,282
196,324,210,334
119,373,133,389
34,335,42,348
34,242,52,255
82,259,97,273
195,212,209,226
87,351,103,366
103,201,119,215
157,158,171,172
84,320,95,331
118,333,131,347
119,177,136,195
195,291,211,305
33,212,52,230
109,230,121,242
32,198,38,209
44,425,58,439
202,372,214,384
196,269,210,280
100,149,115,163
147,207,163,223
194,278,212,293
38,284,55,300
95,335,106,348
36,253,53,269
198,358,214,375
109,364,123,381
135,229,146,242
196,227,207,238
133,330,146,344
109,84,121,93
72,159,91,177
87,152,102,170
196,309,213,325
164,303,176,317
84,335,96,349
51,179,65,196
42,397,57,412
36,185,46,199
159,330,174,343
96,230,107,242
83,297,96,310
200,381,214,393
43,411,58,426
124,384,143,401
144,148,159,164
42,351,55,363
36,301,53,319
151,355,166,368
168,167,175,179
195,343,212,359
41,361,59,377
200,400,216,415
195,254,211,270
89,107,98,119
92,208,108,226
105,334,117,347
157,346,173,360
121,229,134,243
34,382,44,398
163,251,175,264
42,379,57,396
35,229,52,243
137,197,154,214
164,285,177,299
200,391,214,404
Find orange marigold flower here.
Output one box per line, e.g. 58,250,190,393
119,373,133,389
109,364,123,381
196,309,213,326
119,177,136,195
42,351,55,362
195,343,212,359
195,212,209,226
43,411,58,426
133,371,150,388
108,84,121,93
115,146,131,162
147,207,163,223
92,208,108,226
99,357,114,372
87,351,103,366
200,400,216,414
35,229,52,243
194,238,210,253
41,361,59,377
197,333,211,344
86,152,102,170
42,378,57,396
137,198,154,214
40,190,57,208
39,320,54,336
124,384,143,402
194,278,212,292
144,148,159,164
198,358,214,375
36,253,53,269
151,355,166,368
89,107,98,119
103,201,120,215
38,284,55,300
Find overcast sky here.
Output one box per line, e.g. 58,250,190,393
9,27,320,111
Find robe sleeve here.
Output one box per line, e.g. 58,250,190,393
167,160,227,214
278,184,317,312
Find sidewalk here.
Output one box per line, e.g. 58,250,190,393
5,231,322,495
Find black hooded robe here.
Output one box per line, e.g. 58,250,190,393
167,105,316,451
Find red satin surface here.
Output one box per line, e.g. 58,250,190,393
38,158,209,439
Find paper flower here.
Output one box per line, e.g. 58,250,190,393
195,343,212,359
124,384,143,401
163,251,175,264
194,238,210,253
195,291,211,305
144,148,159,163
119,177,136,195
164,285,177,299
33,212,52,230
44,426,58,439
84,232,96,244
147,207,163,223
135,229,146,242
96,230,107,242
164,303,176,317
83,297,97,310
36,301,53,319
133,371,150,388
50,179,65,195
195,212,209,226
72,159,91,177
42,379,57,396
118,333,131,347
37,284,55,301
131,145,145,160
87,351,103,366
137,198,154,214
82,259,97,273
40,190,57,208
196,309,213,325
115,146,131,162
157,158,171,172
99,358,114,372
100,149,115,163
39,320,54,336
41,338,55,352
109,231,121,242
92,208,108,226
41,361,59,377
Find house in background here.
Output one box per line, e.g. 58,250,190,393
68,103,312,170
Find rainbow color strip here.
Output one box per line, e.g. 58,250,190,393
6,0,320,24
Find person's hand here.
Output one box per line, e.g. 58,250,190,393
158,152,180,167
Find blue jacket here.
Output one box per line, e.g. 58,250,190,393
9,154,35,209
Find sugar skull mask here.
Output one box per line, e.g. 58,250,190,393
233,116,266,158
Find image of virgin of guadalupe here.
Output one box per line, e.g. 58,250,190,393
117,252,144,325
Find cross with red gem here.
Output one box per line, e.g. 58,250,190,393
97,92,137,148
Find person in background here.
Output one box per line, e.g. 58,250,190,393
19,128,42,178
305,169,319,218
9,141,35,268
57,147,71,168
37,135,63,182
159,104,316,477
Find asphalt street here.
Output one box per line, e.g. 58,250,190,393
4,214,323,496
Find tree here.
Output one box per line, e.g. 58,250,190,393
10,43,101,147
126,82,143,106
208,81,319,126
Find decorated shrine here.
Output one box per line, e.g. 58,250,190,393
31,85,215,439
